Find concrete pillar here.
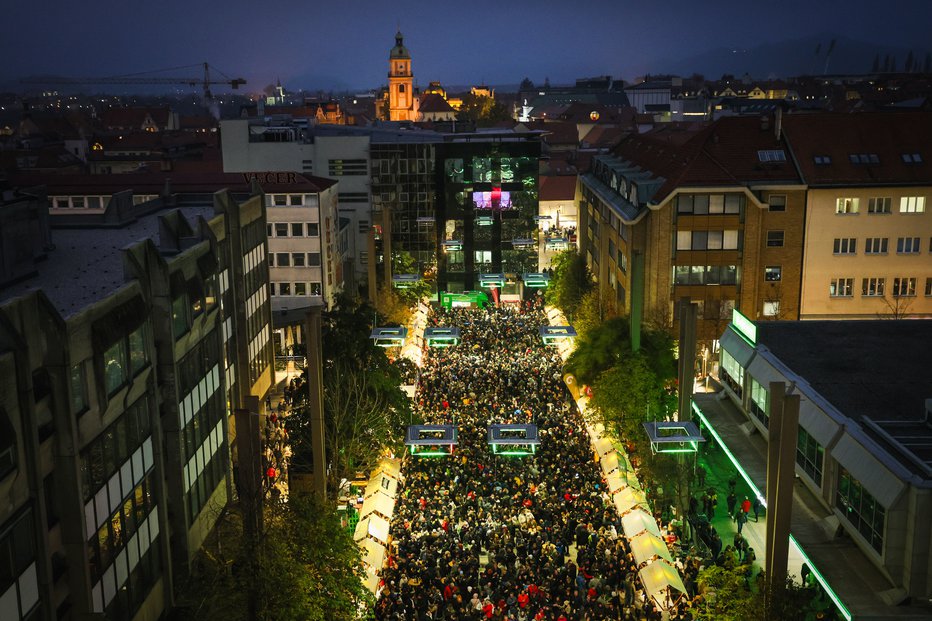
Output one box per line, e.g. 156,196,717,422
233,395,262,538
678,298,697,421
765,382,799,599
305,306,327,499
630,251,645,352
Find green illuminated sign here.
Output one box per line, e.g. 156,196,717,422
731,309,757,345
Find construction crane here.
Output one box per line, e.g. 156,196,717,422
20,62,246,118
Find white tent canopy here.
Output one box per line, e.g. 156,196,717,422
605,471,627,495
365,473,399,500
361,538,387,571
639,560,687,610
373,458,402,482
364,569,380,594
622,508,662,539
592,436,616,458
586,422,606,440
630,532,673,566
354,514,391,545
360,492,396,521
613,486,648,515
599,451,622,475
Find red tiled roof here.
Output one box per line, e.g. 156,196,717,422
526,120,578,146
782,111,932,186
539,175,578,201
418,93,454,113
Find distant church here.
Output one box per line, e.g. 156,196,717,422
382,31,419,121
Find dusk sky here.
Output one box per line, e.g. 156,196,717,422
4,0,930,93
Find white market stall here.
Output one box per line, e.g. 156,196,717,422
354,513,391,546
622,508,662,539
630,531,674,566
639,560,687,610
613,486,649,515
359,492,396,522
364,473,399,500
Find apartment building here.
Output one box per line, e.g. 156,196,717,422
693,314,932,619
0,181,273,621
578,115,806,344
782,112,932,319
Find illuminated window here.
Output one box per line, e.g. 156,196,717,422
835,197,859,214
104,340,127,395
764,266,782,281
70,363,88,416
748,378,768,426
901,153,922,164
813,155,831,165
719,349,745,398
892,277,916,297
836,467,884,553
848,153,879,164
829,278,853,297
861,278,885,297
762,301,780,317
899,196,926,213
128,324,149,376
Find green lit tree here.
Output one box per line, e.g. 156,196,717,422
456,93,511,126
545,249,593,320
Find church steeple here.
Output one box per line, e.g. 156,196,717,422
387,31,415,121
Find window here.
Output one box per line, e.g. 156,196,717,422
833,238,857,255
865,238,888,254
719,349,744,398
901,153,922,164
289,194,303,206
830,278,853,297
892,277,916,297
267,224,273,238
310,282,322,296
797,427,824,484
896,237,920,254
292,253,305,267
764,266,782,281
926,278,932,296
861,278,885,297
172,295,189,340
328,159,368,176
275,253,290,267
848,153,879,164
290,223,303,237
749,378,769,427
768,195,786,211
71,363,88,415
128,324,148,376
836,467,885,553
707,231,723,249
767,231,785,247
104,340,127,395
867,197,891,214
676,194,740,214
272,194,287,206
274,223,288,237
294,283,307,296
899,196,926,213
813,155,832,165
763,301,780,317
836,197,859,214
358,220,369,234
757,149,786,162
307,252,321,267
306,223,320,237
278,282,291,296
338,192,368,204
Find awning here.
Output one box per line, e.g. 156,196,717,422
630,532,673,566
747,355,788,392
586,422,606,439
614,487,649,515
622,508,661,539
797,395,842,449
593,436,616,457
605,471,627,495
599,451,622,475
831,433,906,508
353,514,391,545
365,474,399,499
720,326,755,367
373,458,402,481
361,538,386,572
359,493,396,521
639,560,687,610
364,569,380,594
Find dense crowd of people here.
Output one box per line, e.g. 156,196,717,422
375,302,694,620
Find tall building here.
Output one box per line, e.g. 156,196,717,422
692,315,932,619
0,180,273,621
386,31,417,122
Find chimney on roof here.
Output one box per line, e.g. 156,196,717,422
760,114,770,131
774,106,783,141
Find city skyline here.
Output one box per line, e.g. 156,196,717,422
3,0,931,93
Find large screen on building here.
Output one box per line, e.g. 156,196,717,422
473,188,512,210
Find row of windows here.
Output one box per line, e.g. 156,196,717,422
797,427,824,485
269,252,322,268
328,158,368,176
748,378,768,427
88,475,155,584
187,438,228,523
80,397,150,501
672,265,739,286
102,322,149,396
837,468,885,553
833,236,928,255
50,195,111,209
338,192,369,204
266,194,317,207
270,282,323,296
675,230,740,251
835,196,926,214
830,276,928,297
676,193,743,215
268,222,320,238
0,509,38,620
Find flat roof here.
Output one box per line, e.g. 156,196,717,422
1,205,216,318
755,321,932,474
404,425,457,446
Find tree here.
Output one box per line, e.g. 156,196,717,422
519,77,535,91
877,293,914,319
691,565,757,621
455,93,511,126
172,496,372,621
391,249,434,306
545,249,594,319
564,316,630,386
573,283,622,339
373,283,413,326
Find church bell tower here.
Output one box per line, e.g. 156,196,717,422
388,31,415,121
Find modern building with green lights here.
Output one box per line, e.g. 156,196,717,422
692,313,932,619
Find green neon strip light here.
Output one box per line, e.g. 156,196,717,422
654,445,699,453
731,309,757,345
789,534,852,621
691,401,766,508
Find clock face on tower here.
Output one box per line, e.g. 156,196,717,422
590,111,600,121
